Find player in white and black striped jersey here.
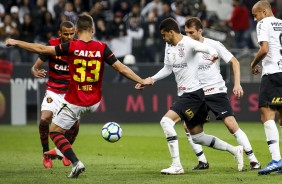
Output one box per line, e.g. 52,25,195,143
251,0,282,175
184,17,260,171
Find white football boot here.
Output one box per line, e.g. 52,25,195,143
68,161,85,178
161,165,184,175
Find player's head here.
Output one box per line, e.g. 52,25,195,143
252,0,273,22
185,17,203,41
59,21,75,43
159,18,180,45
76,12,95,34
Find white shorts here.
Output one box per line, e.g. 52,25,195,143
53,99,101,130
41,90,65,115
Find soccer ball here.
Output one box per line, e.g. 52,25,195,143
101,122,122,143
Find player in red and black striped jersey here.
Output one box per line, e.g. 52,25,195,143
6,13,149,178
31,21,79,169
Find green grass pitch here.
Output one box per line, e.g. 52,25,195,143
0,122,282,184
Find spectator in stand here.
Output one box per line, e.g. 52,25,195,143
89,1,106,22
107,11,127,39
54,0,65,20
113,0,132,16
0,2,5,23
10,6,20,26
19,13,35,62
94,18,108,41
123,3,145,30
32,0,47,39
18,0,32,24
225,0,250,49
127,14,144,62
143,11,160,63
171,0,191,17
141,0,163,17
0,14,20,63
39,11,56,43
63,1,77,23
73,0,85,15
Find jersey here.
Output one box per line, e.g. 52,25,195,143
39,38,70,94
256,16,282,76
55,39,117,106
164,36,217,96
197,38,233,95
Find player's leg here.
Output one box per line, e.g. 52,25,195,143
183,122,209,170
188,122,244,171
223,116,260,169
159,110,184,175
39,110,53,168
278,109,282,133
258,106,282,175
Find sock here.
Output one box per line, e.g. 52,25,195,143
160,117,181,167
65,121,79,145
233,128,258,162
264,120,281,161
39,123,49,153
49,132,79,164
186,133,207,163
192,132,237,155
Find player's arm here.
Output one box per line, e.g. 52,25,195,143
229,57,243,98
151,64,172,83
251,41,268,75
31,58,47,78
5,38,56,55
112,60,145,85
193,40,218,61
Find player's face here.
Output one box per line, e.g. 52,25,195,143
160,29,173,45
185,26,201,41
252,7,265,22
59,27,75,43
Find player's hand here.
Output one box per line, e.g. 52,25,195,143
251,65,260,75
208,54,218,63
5,38,17,47
233,85,244,99
32,68,47,78
135,77,154,90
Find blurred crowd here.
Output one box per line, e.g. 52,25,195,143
0,0,281,64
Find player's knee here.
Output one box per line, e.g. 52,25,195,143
40,115,52,125
191,132,205,145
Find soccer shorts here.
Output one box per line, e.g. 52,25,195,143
41,90,65,114
259,72,282,108
170,88,208,129
205,93,234,120
53,99,101,130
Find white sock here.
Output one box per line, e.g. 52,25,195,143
233,128,258,162
186,133,207,163
160,117,181,167
264,120,281,161
192,132,237,155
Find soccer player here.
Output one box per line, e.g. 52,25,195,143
135,18,244,175
5,13,147,178
31,21,79,169
184,17,260,170
251,0,282,175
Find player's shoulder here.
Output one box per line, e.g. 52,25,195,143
48,37,61,46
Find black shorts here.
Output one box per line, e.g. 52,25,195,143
205,93,234,120
170,89,208,129
259,72,282,108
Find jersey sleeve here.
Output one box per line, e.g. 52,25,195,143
39,43,51,62
192,38,218,56
55,42,70,56
214,41,233,63
103,44,117,65
257,20,269,43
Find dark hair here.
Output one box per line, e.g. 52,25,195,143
185,17,203,30
76,13,94,32
60,21,74,30
159,18,180,33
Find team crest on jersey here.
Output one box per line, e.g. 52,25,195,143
178,47,184,57
47,97,53,103
185,109,194,119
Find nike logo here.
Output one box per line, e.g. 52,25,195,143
221,111,228,114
